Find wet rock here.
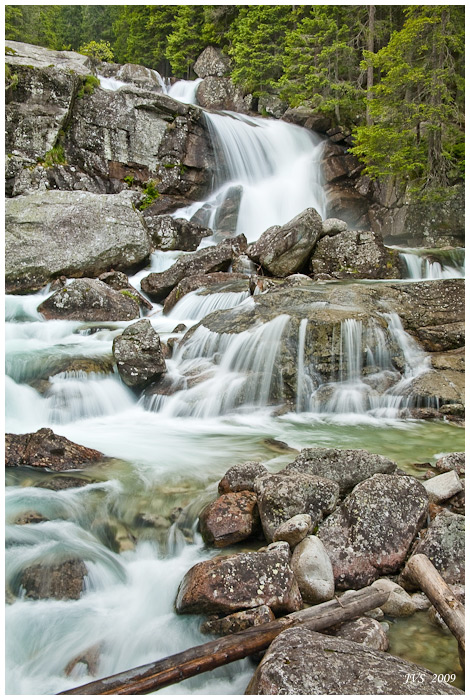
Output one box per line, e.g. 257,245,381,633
6,190,151,294
213,186,243,236
143,214,211,251
200,605,274,636
141,234,247,302
311,229,401,280
98,270,152,310
422,470,463,504
410,592,432,611
281,107,332,133
245,627,462,695
5,428,105,471
112,319,166,389
408,510,465,585
199,491,260,547
194,47,231,78
371,579,416,617
38,278,140,322
218,461,268,494
258,94,287,119
175,541,302,615
328,616,389,652
65,643,101,677
247,207,323,277
14,511,48,525
435,452,465,477
20,559,87,600
254,471,339,542
290,535,334,604
317,473,428,589
285,447,397,496
324,183,371,230
273,514,312,548
35,476,93,491
163,272,248,314
405,369,464,407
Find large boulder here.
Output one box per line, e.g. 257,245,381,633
254,471,339,542
285,448,397,495
112,319,166,389
196,77,248,112
143,214,211,251
38,278,140,322
193,47,231,78
141,234,247,302
311,229,401,279
317,473,429,589
281,107,332,133
199,491,260,547
247,208,323,277
6,190,151,293
245,628,463,694
175,541,302,615
19,560,87,600
5,428,105,471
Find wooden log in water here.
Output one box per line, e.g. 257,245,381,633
58,583,389,695
404,553,465,666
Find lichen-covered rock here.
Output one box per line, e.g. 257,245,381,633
143,214,211,251
141,234,247,302
404,369,465,407
193,47,231,78
317,474,429,589
257,94,287,119
5,428,105,471
218,461,268,494
199,491,260,547
38,278,140,322
435,452,465,477
290,535,334,604
281,107,332,133
175,541,302,615
245,627,462,695
19,560,87,600
200,605,274,636
6,190,151,293
311,229,401,279
196,77,248,112
409,510,465,585
254,471,339,542
273,514,312,548
98,270,152,310
371,579,417,617
285,448,397,495
328,616,389,652
247,208,323,277
112,319,166,389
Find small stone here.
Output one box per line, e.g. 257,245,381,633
328,616,389,652
273,514,312,548
199,491,260,547
422,470,463,504
218,461,267,494
435,452,465,477
371,578,417,617
410,592,431,611
290,535,334,604
321,218,348,235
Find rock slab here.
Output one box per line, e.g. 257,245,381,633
5,428,105,471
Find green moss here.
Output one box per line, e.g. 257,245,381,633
37,144,67,168
5,64,18,90
119,289,139,302
124,174,135,186
77,74,100,99
5,46,17,55
139,179,160,210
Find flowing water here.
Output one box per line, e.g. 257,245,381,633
395,247,465,280
5,77,465,694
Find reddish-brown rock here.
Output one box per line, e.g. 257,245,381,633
199,490,260,547
5,428,105,471
218,461,268,494
175,541,302,615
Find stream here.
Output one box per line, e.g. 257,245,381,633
5,75,465,694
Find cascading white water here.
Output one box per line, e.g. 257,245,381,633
167,289,251,322
174,111,326,243
166,78,202,104
396,248,465,280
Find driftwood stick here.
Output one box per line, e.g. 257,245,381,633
58,584,389,695
404,553,465,665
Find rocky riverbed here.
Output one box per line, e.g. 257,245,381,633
5,41,465,694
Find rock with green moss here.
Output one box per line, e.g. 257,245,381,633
38,278,140,322
409,510,465,585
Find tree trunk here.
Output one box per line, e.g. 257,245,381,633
404,554,465,667
58,584,390,695
366,5,376,126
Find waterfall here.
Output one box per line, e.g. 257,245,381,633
167,289,251,322
397,247,465,280
174,111,326,243
295,318,315,413
166,78,202,104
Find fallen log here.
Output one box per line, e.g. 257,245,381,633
404,553,465,667
58,583,389,695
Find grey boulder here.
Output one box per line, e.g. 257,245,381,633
113,319,166,389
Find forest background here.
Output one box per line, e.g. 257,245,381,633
5,4,464,202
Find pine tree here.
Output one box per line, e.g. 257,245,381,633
165,6,206,78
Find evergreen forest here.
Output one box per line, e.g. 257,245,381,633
5,4,464,201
